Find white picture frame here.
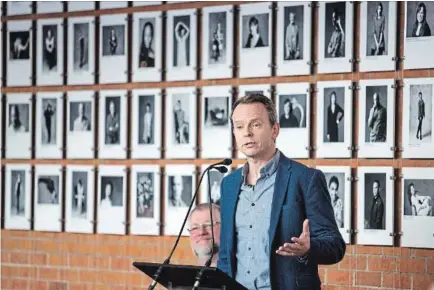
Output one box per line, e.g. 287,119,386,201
65,165,95,234
130,165,161,236
166,9,197,81
34,164,63,232
356,166,394,246
99,14,128,84
359,1,397,72
5,93,32,159
98,90,128,159
201,5,234,80
67,1,95,12
358,79,396,158
37,1,63,14
401,167,434,249
7,20,33,87
402,77,434,159
66,90,95,159
316,166,352,244
36,92,63,159
131,88,162,159
276,1,312,76
317,1,354,74
201,86,232,159
239,2,272,78
4,164,32,230
97,165,127,235
37,18,64,86
316,80,353,158
165,164,196,236
99,1,128,9
165,87,197,159
67,16,95,85
7,1,32,16
275,82,311,159
199,164,231,205
132,11,163,83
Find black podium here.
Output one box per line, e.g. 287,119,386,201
133,262,248,290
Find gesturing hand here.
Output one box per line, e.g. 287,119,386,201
276,219,310,257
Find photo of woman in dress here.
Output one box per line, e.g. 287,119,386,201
370,2,386,55
8,104,28,133
139,20,155,68
325,90,345,142
42,99,56,145
411,2,432,37
174,18,190,67
100,180,114,209
136,174,154,218
42,25,57,71
142,102,153,144
244,16,265,48
109,28,118,55
328,175,344,228
10,31,30,60
211,22,223,62
326,6,345,58
407,182,432,216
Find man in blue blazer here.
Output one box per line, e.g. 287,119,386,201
217,94,346,290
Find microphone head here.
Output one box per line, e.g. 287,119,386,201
222,158,232,166
214,166,228,174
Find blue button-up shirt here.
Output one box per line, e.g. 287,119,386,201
234,150,280,290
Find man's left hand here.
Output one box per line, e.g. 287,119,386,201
276,219,310,257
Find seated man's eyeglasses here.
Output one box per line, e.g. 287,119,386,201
187,221,221,233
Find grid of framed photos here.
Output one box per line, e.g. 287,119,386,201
1,1,434,249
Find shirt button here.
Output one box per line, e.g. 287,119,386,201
247,270,250,274
248,247,251,251
251,203,255,206
249,225,252,229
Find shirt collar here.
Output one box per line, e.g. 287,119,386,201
241,149,281,184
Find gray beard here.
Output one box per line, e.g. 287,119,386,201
194,244,220,259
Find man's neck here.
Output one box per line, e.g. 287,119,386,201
198,254,218,268
247,148,277,183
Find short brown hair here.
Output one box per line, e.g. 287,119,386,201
231,93,277,127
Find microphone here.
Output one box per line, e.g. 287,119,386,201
148,159,231,290
214,166,228,174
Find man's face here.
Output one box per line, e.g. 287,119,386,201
289,13,295,23
372,182,379,197
373,93,379,107
78,103,84,116
189,209,221,258
283,102,290,115
419,93,423,100
173,176,183,200
332,12,337,25
109,101,115,115
232,103,279,159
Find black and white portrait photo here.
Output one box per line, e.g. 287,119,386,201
69,101,92,132
42,24,58,71
168,175,192,208
208,170,224,205
324,172,345,228
242,13,269,48
325,2,346,58
409,84,432,144
366,2,389,56
406,2,434,38
37,175,60,204
102,25,125,56
208,11,226,65
9,31,30,60
7,104,29,134
278,94,306,128
364,173,386,230
283,5,304,60
365,86,388,142
100,176,123,209
71,171,88,219
10,170,26,216
41,98,57,145
323,88,345,142
138,18,156,68
105,96,121,145
136,172,154,218
138,95,155,145
204,97,229,128
172,94,190,144
403,179,433,217
245,90,264,96
173,15,191,67
73,23,89,71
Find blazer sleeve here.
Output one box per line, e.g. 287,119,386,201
217,178,230,275
303,169,346,265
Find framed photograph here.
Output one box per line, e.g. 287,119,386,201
131,89,162,159
34,164,63,232
239,2,272,78
199,164,231,205
130,165,161,235
65,165,95,234
66,91,95,159
166,9,197,81
97,165,127,235
36,92,63,159
165,87,197,159
318,1,354,74
276,82,310,159
99,14,128,84
359,1,397,72
99,90,128,159
99,1,127,9
67,1,95,12
358,79,395,158
402,77,434,159
401,167,434,249
37,1,63,13
7,1,32,16
5,93,32,159
67,16,95,85
356,166,394,246
316,166,352,244
7,20,32,87
132,11,163,83
165,164,196,236
201,5,234,80
276,1,312,76
316,80,353,158
201,86,232,159
404,2,434,70
4,164,32,230
37,18,64,86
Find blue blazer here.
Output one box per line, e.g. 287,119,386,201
217,153,346,290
